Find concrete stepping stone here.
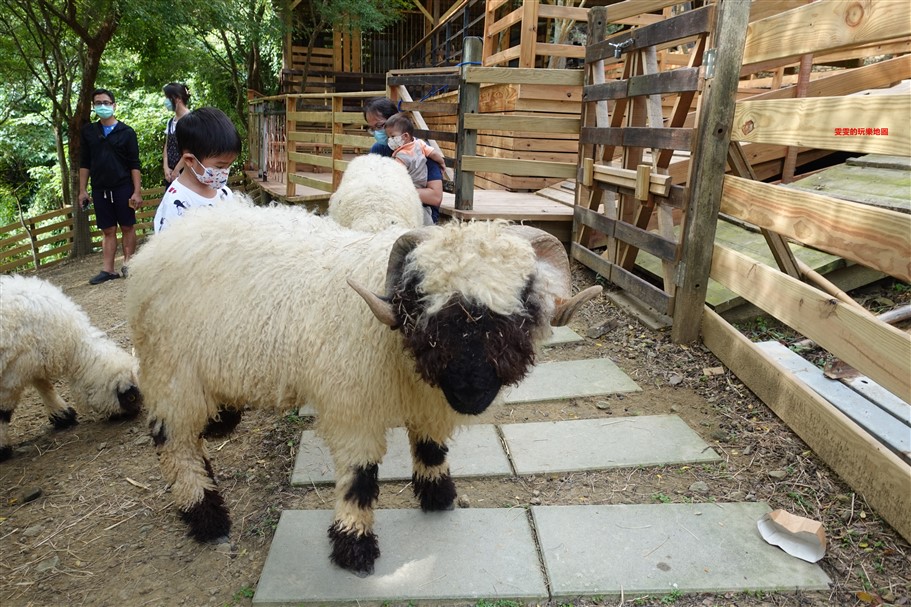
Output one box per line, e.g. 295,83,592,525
542,325,584,347
253,508,547,605
503,358,640,404
532,502,832,598
291,424,512,485
501,415,721,475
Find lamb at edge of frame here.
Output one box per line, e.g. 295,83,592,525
0,274,142,460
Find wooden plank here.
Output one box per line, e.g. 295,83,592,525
460,156,577,179
288,151,332,169
386,74,460,88
711,243,911,402
287,111,331,123
742,55,911,102
742,0,911,66
701,307,911,544
397,101,459,115
575,205,677,261
587,5,713,64
604,0,687,24
721,175,911,282
519,0,539,68
572,242,671,313
583,67,700,102
288,172,332,192
733,95,910,155
592,164,672,196
463,66,584,87
463,114,581,134
580,127,692,151
287,131,332,144
757,341,910,461
672,0,750,343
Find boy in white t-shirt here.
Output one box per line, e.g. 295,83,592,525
154,107,242,234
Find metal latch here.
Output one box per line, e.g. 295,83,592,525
609,38,634,59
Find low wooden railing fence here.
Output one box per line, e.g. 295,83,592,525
1,176,248,275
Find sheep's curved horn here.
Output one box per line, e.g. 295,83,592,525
552,285,602,326
347,278,398,327
505,225,602,325
504,225,573,296
383,227,436,297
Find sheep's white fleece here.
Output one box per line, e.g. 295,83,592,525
328,154,425,232
0,275,137,424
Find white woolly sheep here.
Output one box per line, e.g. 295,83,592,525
125,197,600,575
0,275,142,459
328,153,425,232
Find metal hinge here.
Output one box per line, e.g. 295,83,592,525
704,48,717,79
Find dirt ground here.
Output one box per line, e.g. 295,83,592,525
1,248,908,607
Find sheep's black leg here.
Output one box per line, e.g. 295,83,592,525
202,407,243,438
411,438,457,512
0,409,12,461
153,417,231,543
180,454,231,542
32,379,77,430
328,463,380,575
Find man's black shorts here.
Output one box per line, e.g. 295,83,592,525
92,183,136,230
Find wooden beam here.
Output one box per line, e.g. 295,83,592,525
462,66,584,86
518,0,539,68
721,175,911,282
701,307,911,544
464,114,581,134
412,0,433,23
604,0,686,24
711,243,911,402
592,164,672,196
740,54,911,102
671,0,750,344
460,156,577,178
733,95,910,155
742,0,911,66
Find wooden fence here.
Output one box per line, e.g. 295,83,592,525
700,0,911,544
1,176,248,275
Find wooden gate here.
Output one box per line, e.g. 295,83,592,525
572,1,750,342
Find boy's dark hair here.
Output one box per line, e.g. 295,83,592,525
175,107,242,160
385,113,414,136
163,82,191,106
364,97,398,121
92,88,116,104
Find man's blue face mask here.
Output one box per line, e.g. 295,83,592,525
372,129,388,145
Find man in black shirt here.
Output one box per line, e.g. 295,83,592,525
78,88,143,285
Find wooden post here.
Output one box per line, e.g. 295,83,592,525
671,0,751,344
285,98,295,197
455,36,482,211
331,95,344,191
519,0,540,68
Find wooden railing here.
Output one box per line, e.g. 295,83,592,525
699,0,911,546
1,176,248,275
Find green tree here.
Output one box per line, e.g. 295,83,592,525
0,0,122,255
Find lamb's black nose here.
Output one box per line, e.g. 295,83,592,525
438,362,501,415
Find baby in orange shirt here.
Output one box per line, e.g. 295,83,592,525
384,113,446,188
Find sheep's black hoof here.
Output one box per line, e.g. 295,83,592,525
0,445,12,461
413,473,457,512
113,386,143,419
50,407,78,430
180,488,231,542
328,521,379,576
202,408,243,438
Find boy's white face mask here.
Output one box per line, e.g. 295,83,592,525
189,156,230,189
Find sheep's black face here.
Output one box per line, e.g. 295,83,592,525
392,277,541,415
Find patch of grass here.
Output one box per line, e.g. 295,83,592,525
476,601,521,607
660,589,683,604
652,492,672,504
223,585,255,606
